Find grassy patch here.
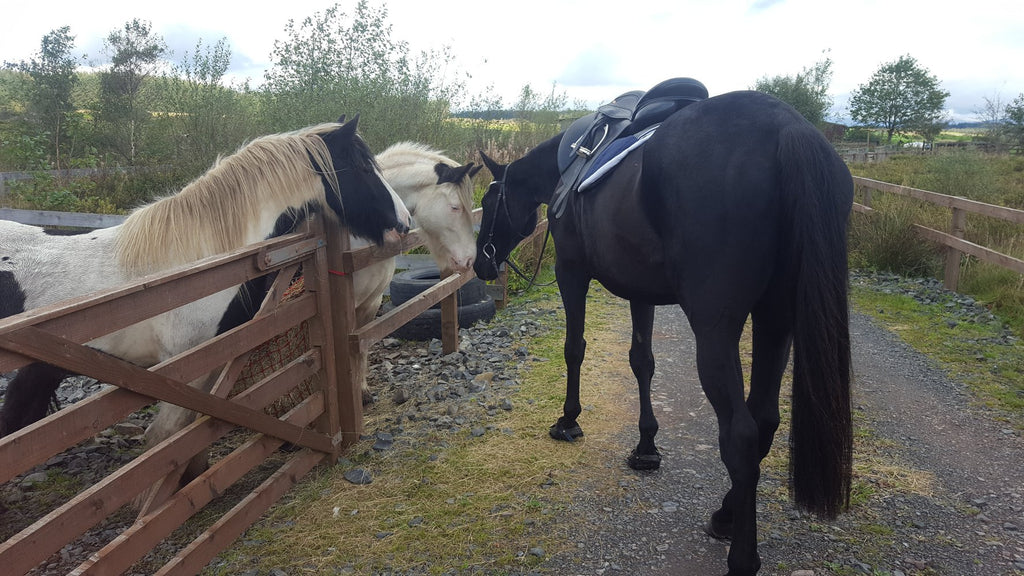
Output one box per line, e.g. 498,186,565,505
207,282,636,575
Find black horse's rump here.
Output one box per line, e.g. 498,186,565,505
474,88,853,576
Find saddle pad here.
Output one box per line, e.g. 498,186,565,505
578,125,658,192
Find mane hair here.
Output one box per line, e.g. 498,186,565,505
377,142,474,213
115,122,345,275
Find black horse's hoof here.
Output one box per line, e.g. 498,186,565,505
704,519,733,541
627,448,661,471
549,422,584,442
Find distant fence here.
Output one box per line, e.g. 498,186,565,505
0,207,127,228
836,141,1001,163
851,176,1024,290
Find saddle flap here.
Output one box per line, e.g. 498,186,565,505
558,112,598,174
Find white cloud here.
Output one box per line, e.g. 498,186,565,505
2,0,1022,121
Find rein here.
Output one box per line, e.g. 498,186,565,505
505,226,555,292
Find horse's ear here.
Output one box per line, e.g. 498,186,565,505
435,162,477,185
338,114,360,139
434,163,456,184
468,163,483,179
478,150,504,179
336,114,346,124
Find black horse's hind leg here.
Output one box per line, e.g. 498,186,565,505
707,306,792,543
550,264,591,442
692,313,763,576
626,301,661,470
0,362,70,436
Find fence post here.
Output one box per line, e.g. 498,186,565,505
440,270,459,354
944,207,967,291
324,215,363,451
305,216,342,458
494,263,509,310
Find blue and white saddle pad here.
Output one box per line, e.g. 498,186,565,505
578,124,658,192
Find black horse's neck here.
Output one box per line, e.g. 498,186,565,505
514,134,563,207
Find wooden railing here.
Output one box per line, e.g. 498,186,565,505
0,209,481,574
852,176,1024,290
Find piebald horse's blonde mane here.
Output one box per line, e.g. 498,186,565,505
115,122,345,275
376,142,474,213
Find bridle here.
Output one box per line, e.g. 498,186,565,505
479,162,553,289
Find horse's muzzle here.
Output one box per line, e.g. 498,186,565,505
473,257,499,281
384,226,407,244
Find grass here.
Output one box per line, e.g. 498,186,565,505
205,282,636,575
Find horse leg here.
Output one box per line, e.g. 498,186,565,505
626,301,660,470
708,304,792,543
550,265,590,442
355,290,385,405
692,314,762,576
143,372,219,477
0,362,70,436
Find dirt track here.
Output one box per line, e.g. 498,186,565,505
533,303,1024,576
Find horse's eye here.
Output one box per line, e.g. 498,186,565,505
450,204,462,213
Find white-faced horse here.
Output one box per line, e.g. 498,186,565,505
351,142,480,400
0,115,411,437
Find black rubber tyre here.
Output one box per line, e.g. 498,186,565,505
389,265,488,308
384,295,496,341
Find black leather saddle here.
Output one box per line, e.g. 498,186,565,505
551,77,708,218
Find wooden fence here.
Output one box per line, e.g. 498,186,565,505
851,176,1024,290
0,208,483,574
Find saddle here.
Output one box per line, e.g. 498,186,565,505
550,77,708,218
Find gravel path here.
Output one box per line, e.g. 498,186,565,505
528,290,1024,575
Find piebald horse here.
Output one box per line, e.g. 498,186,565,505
0,116,410,439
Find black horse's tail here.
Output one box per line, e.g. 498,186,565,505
781,124,854,519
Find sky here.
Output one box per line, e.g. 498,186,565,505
3,0,1023,124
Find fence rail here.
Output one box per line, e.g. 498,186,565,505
851,176,1024,290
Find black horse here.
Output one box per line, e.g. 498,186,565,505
474,89,853,576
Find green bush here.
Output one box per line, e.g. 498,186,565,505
849,196,941,276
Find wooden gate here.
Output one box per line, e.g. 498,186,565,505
0,210,479,574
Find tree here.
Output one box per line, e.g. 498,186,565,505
7,27,83,169
849,54,949,143
977,94,1010,152
753,55,833,126
157,38,252,171
1005,93,1024,153
261,1,463,148
99,19,167,164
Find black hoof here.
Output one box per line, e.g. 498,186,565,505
549,422,584,442
704,519,733,541
627,448,661,471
